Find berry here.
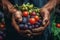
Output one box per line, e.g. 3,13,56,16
56,23,60,28
29,26,32,29
29,18,36,24
38,20,42,25
19,24,24,30
31,12,36,16
34,16,39,21
32,25,35,28
24,24,28,29
22,17,28,24
27,22,31,26
23,11,29,17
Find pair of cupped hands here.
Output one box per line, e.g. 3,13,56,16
11,8,50,37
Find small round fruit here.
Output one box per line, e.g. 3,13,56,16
24,24,28,29
31,12,36,16
23,11,29,17
0,24,5,29
34,16,39,21
19,24,24,29
29,26,32,29
28,22,31,26
29,18,36,24
22,17,28,24
35,25,39,28
56,23,60,28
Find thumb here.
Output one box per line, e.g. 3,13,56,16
42,17,49,26
14,11,22,22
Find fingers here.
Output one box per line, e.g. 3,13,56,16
14,11,22,22
42,13,50,26
19,30,32,37
12,15,20,33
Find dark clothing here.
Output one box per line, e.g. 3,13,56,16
4,0,52,40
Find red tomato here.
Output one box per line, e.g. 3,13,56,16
23,11,29,17
56,23,60,28
34,16,39,21
29,18,36,24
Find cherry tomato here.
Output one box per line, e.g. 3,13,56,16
56,23,60,28
0,23,5,29
34,16,39,21
29,18,36,24
23,11,29,17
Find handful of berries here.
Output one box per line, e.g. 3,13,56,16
14,3,43,30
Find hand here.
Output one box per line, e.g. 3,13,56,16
11,11,32,37
31,8,50,35
13,10,22,22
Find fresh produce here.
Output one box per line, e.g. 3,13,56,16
0,12,6,40
34,16,39,21
31,11,36,16
23,11,29,17
29,18,36,24
14,3,42,30
56,23,60,28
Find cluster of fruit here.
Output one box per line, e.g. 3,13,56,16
0,12,6,40
0,28,6,40
15,3,43,30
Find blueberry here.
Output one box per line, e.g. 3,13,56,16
29,26,32,29
38,20,42,25
27,22,31,26
32,25,35,28
19,24,24,30
22,17,28,24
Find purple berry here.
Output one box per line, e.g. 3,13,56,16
38,20,42,25
24,24,29,29
29,26,32,29
19,24,24,30
31,12,36,16
32,25,35,28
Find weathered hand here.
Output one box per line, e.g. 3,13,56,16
12,12,32,37
31,8,50,35
13,11,22,22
